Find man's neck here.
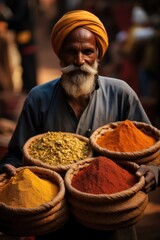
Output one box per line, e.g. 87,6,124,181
67,94,91,119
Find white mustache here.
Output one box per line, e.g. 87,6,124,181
61,63,98,75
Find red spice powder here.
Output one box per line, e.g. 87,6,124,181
71,156,138,194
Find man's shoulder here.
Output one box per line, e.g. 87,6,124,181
98,75,131,88
24,78,61,105
29,78,61,96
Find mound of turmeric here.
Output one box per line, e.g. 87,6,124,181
96,119,156,152
0,169,59,208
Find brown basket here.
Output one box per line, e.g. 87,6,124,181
90,121,160,166
0,166,69,237
23,132,93,175
64,157,148,231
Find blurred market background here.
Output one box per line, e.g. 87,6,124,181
0,0,160,239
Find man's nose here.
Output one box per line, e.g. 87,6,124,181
74,52,85,66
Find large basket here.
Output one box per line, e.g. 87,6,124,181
0,166,69,237
64,157,148,231
23,132,93,175
90,121,160,166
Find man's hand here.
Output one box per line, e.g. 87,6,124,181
1,164,17,177
135,164,157,193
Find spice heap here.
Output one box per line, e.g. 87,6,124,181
0,169,59,208
28,132,90,166
96,119,156,152
71,156,137,194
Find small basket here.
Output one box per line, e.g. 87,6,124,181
0,166,69,237
90,121,160,166
64,157,148,231
23,132,93,175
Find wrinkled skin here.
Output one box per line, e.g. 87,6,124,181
136,164,156,193
60,27,98,67
2,164,17,177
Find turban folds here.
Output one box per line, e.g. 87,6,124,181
51,10,109,59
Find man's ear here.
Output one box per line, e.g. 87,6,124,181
96,47,100,60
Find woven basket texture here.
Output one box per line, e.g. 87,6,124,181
23,132,93,175
0,166,69,236
64,157,148,230
90,121,160,166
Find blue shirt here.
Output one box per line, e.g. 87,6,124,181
0,75,150,169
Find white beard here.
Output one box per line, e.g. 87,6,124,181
60,60,98,98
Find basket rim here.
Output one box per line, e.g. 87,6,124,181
0,166,65,214
90,121,160,159
64,157,145,201
22,132,93,172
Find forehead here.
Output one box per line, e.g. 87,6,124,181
63,27,97,46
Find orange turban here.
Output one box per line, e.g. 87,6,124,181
51,10,109,60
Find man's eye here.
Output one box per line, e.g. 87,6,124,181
83,50,94,55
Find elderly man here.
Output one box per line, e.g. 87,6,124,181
0,10,159,239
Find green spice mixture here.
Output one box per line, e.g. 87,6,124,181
28,132,90,166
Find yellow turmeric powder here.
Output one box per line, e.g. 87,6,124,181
0,169,59,208
96,119,156,152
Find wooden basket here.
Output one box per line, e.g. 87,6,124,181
64,157,148,230
0,166,69,237
23,132,93,175
90,121,160,166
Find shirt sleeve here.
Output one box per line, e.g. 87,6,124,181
0,90,42,172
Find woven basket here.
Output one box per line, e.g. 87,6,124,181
23,132,93,175
64,157,148,231
0,166,69,237
90,121,160,166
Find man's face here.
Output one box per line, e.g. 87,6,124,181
59,27,99,98
60,27,98,68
